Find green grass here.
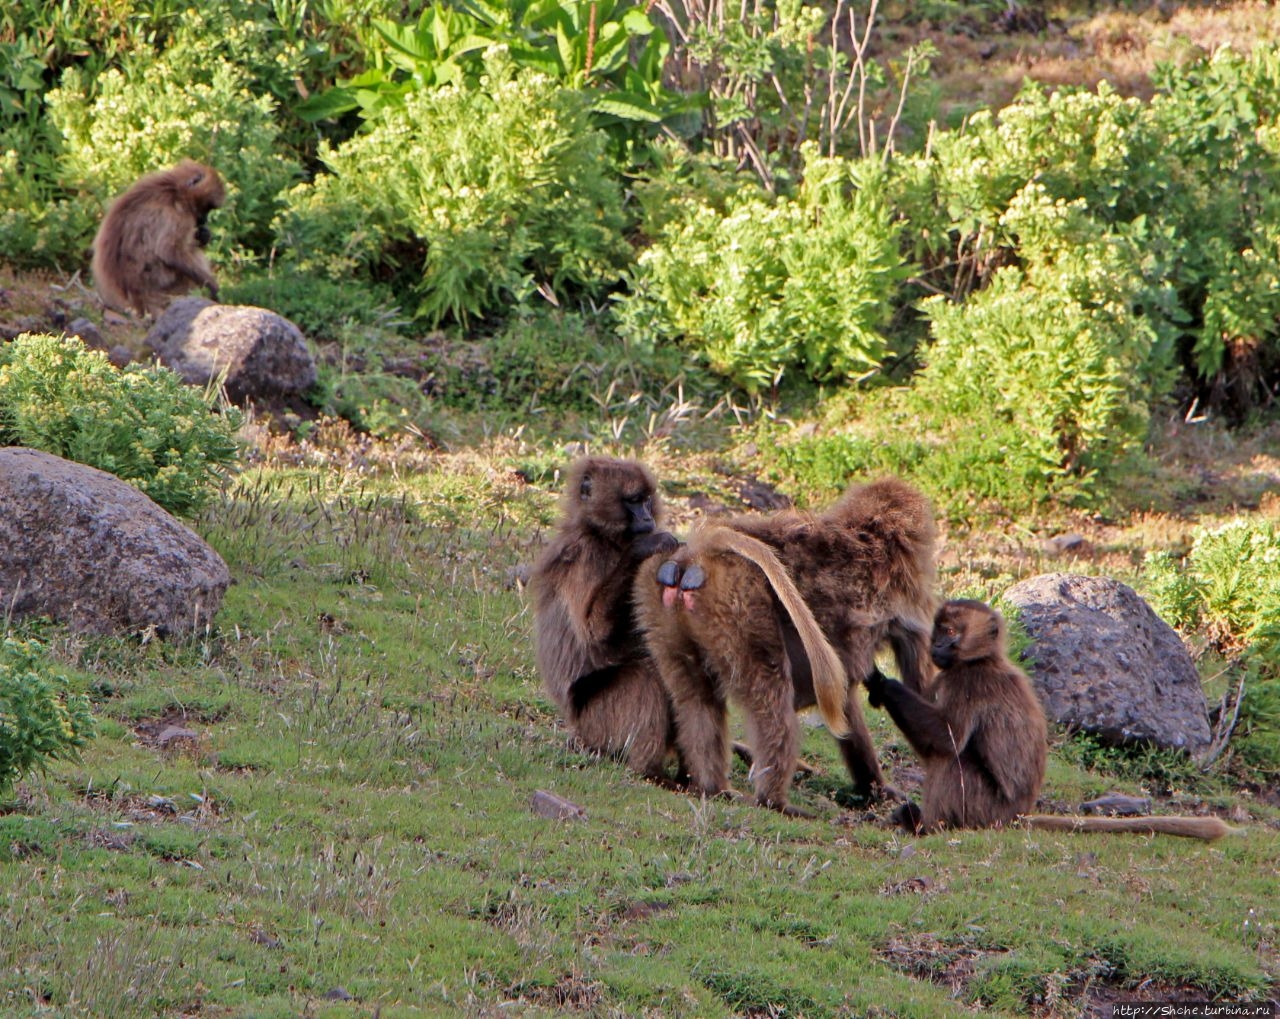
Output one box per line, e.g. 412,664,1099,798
0,453,1276,1018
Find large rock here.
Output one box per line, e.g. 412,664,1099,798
145,297,316,404
1004,573,1211,753
0,447,229,636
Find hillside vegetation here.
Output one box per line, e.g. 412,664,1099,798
1,1,1279,1016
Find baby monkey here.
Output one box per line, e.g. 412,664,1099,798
868,600,1233,841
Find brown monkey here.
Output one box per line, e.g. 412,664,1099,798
531,456,681,779
91,160,225,316
867,600,1234,841
636,477,938,813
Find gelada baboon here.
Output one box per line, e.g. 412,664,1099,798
91,159,225,316
531,456,680,779
636,477,938,813
867,600,1234,841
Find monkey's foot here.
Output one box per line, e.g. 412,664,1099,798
644,772,691,793
872,782,909,804
890,801,924,834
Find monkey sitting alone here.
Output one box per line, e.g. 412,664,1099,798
91,159,225,317
530,456,681,779
867,600,1235,841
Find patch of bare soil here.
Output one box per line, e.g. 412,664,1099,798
880,931,1005,999
503,974,605,1012
1057,975,1264,1019
0,265,146,360
883,1,1280,123
81,787,219,826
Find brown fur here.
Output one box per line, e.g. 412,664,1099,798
91,160,225,316
870,600,1236,841
869,600,1047,832
636,477,938,812
530,456,679,778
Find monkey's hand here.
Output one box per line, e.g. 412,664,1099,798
864,667,888,709
632,530,679,560
207,281,220,302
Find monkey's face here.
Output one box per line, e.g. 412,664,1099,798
931,600,1003,669
622,492,657,536
572,459,660,541
930,618,961,670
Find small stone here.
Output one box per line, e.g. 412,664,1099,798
1041,533,1086,556
67,317,105,349
1081,793,1151,816
155,726,199,746
531,789,586,821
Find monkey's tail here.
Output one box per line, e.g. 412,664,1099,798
1019,814,1239,841
694,526,850,738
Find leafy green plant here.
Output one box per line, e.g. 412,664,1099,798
222,273,404,343
914,228,1158,507
0,334,242,515
278,66,630,324
311,363,446,441
1144,520,1280,776
298,0,693,146
618,146,909,392
0,638,96,796
898,47,1280,417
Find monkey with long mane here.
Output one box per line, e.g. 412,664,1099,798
531,456,681,779
92,159,225,317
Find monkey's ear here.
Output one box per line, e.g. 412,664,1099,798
579,475,593,499
185,169,206,188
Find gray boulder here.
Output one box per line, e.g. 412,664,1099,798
145,297,316,404
0,447,229,636
1004,572,1211,753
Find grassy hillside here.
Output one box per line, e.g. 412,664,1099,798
0,446,1275,1018
3,1,1280,1015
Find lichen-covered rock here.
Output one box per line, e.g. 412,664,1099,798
0,447,229,636
1004,572,1211,753
145,297,316,404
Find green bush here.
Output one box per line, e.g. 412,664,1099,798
277,65,630,325
902,47,1280,415
914,210,1159,507
754,389,1061,522
0,638,96,796
300,0,691,151
222,273,403,343
0,334,242,515
618,147,909,393
1144,520,1280,776
434,308,689,416
312,364,444,441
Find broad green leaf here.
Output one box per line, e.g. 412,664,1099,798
295,87,360,122
589,92,664,122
